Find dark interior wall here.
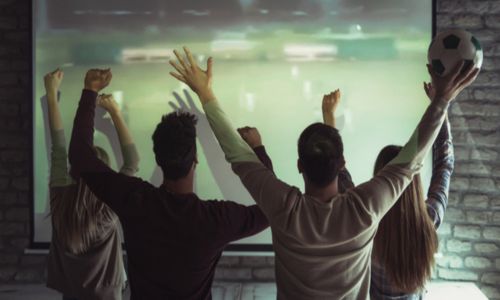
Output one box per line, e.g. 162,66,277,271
0,0,499,298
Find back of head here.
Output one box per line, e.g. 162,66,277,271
152,111,197,180
373,145,438,293
298,123,344,187
51,146,117,255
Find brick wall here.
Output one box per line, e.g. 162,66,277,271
435,1,500,299
0,0,47,283
0,0,499,298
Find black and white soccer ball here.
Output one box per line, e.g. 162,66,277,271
428,29,483,77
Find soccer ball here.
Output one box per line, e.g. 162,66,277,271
428,29,483,77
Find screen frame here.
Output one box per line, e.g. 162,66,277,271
29,0,438,253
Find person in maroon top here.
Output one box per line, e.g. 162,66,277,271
68,69,270,300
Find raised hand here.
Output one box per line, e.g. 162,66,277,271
237,126,263,149
169,47,215,104
322,89,341,128
44,68,64,94
97,94,120,114
423,82,436,101
85,68,112,93
427,61,479,102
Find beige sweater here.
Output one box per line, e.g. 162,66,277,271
47,129,139,299
203,97,448,299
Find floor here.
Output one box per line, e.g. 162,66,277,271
0,282,488,300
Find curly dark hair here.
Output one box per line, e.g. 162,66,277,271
152,111,197,180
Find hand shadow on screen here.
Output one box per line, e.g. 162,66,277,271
155,89,247,201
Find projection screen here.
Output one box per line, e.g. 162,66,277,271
32,0,435,252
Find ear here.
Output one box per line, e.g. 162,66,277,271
192,158,198,171
297,159,303,174
340,155,346,170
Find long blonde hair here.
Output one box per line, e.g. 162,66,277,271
372,145,438,293
51,146,118,255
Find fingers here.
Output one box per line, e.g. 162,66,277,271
448,60,465,83
169,60,187,77
183,46,197,69
173,49,189,71
172,91,188,110
183,89,197,108
237,127,247,139
458,68,480,89
334,89,341,100
103,70,112,86
168,101,180,111
456,63,477,86
427,64,438,81
237,126,254,137
207,57,213,78
170,71,187,83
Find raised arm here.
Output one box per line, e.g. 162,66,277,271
322,89,340,128
44,69,71,187
237,126,274,173
169,47,295,218
68,69,145,215
169,47,259,164
351,63,478,219
97,94,140,176
423,82,454,228
322,90,354,192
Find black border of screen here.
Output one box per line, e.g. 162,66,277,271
29,0,438,253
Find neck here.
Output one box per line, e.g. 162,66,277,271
304,178,339,202
163,173,194,195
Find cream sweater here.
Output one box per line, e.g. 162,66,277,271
203,97,449,299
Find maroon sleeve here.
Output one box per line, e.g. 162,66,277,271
207,201,269,244
68,89,146,216
69,90,111,175
253,146,274,173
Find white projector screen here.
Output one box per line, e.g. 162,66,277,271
32,0,434,251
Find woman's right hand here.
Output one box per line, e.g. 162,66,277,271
97,94,120,115
44,68,64,94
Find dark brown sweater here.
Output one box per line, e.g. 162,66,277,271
68,89,270,300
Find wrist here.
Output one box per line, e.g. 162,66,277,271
197,88,216,104
46,90,58,99
251,143,263,149
84,85,100,93
108,109,122,117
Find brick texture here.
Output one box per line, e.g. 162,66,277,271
0,0,42,284
0,0,499,298
435,1,500,298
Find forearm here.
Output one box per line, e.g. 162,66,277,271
68,89,112,175
46,90,64,132
323,112,335,128
427,116,454,227
49,129,71,186
389,98,449,171
110,110,134,146
202,99,260,164
108,110,140,174
253,145,274,173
